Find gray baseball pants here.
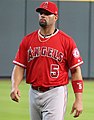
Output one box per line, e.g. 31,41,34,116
29,85,68,120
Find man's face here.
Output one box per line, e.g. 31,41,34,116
38,9,57,28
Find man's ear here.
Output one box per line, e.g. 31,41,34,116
55,14,58,21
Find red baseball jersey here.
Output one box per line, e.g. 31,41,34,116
13,29,83,87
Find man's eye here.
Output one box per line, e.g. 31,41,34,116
40,12,43,15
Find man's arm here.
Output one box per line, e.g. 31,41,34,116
10,65,25,102
70,66,83,118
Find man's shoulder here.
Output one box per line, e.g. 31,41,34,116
58,30,71,39
25,30,38,38
21,30,38,43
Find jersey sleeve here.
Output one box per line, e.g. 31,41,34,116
67,37,84,70
13,36,27,68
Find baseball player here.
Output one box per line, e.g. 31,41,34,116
10,1,84,120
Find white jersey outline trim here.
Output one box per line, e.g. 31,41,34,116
13,60,26,68
38,29,59,38
70,61,84,69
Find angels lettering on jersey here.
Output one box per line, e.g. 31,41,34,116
27,46,64,62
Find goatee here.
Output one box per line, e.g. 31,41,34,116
39,19,47,27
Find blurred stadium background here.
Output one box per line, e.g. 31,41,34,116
0,0,94,120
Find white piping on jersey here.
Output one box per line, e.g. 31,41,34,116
63,85,68,115
38,34,51,42
38,29,59,38
70,61,84,69
13,60,26,68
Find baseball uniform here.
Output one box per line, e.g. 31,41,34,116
13,29,83,120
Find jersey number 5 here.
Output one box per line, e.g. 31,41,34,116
50,64,59,78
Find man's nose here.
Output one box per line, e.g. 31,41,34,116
40,14,45,18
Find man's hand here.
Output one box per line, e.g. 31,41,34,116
71,99,83,117
10,88,20,102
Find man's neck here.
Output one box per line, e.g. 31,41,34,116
40,26,56,37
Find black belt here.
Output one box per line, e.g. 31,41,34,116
32,86,58,92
